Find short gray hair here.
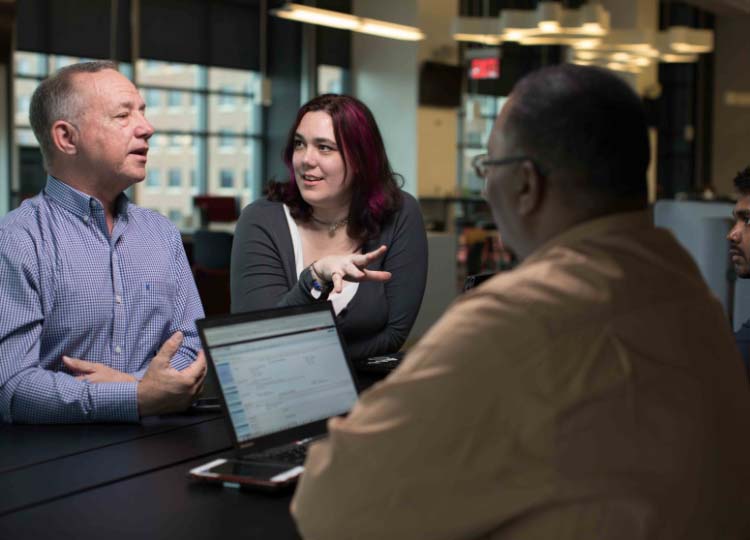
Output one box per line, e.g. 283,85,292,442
29,60,118,169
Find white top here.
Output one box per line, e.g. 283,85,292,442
283,204,358,315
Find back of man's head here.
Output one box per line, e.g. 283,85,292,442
29,60,118,170
504,63,649,212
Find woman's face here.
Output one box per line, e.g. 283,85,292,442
292,111,351,212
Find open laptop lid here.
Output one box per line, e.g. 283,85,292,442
197,303,360,453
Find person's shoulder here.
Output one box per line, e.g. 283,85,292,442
397,190,419,213
0,195,46,248
384,190,420,227
238,197,284,224
126,204,184,246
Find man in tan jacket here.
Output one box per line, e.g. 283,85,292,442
291,64,750,540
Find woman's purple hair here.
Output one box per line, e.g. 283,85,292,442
267,94,402,243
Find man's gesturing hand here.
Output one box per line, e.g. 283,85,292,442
63,356,137,383
137,332,207,417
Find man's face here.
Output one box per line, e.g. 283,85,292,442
729,195,750,278
483,106,524,256
72,69,154,191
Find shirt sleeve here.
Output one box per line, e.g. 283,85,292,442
164,226,205,372
344,194,428,360
0,230,139,423
230,203,325,313
291,291,526,540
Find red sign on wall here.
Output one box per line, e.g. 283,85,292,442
469,58,500,80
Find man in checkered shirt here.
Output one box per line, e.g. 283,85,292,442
0,61,207,423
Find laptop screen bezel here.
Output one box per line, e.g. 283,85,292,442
197,302,361,452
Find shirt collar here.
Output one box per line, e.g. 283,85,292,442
44,176,130,223
522,209,653,267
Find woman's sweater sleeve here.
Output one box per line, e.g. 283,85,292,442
344,193,428,360
230,202,324,313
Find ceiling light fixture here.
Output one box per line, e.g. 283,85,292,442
271,3,425,42
454,2,714,75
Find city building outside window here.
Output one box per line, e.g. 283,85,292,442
168,168,182,188
219,169,234,189
167,90,182,108
146,169,161,189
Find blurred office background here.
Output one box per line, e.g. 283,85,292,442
0,0,748,336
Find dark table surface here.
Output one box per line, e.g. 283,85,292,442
0,413,217,473
0,450,301,540
0,412,301,539
0,368,389,538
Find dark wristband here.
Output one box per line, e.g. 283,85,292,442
308,263,333,297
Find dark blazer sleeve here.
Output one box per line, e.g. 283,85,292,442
344,193,428,360
230,200,323,313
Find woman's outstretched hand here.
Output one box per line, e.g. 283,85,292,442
312,245,391,293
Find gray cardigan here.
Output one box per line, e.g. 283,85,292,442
230,192,428,361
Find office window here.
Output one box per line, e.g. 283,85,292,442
145,89,161,108
17,95,30,116
168,209,183,225
146,170,161,189
15,56,30,76
219,169,234,189
318,65,345,95
168,168,181,188
169,135,183,151
218,86,235,107
167,90,182,108
13,53,262,227
136,60,262,224
219,130,235,149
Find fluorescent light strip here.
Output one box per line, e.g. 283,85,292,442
271,3,424,41
359,20,425,41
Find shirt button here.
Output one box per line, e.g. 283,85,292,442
115,295,122,304
114,346,122,354
83,215,89,222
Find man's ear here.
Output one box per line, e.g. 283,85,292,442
517,160,544,216
51,120,79,156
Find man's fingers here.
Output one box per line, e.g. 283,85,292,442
155,331,184,364
182,350,207,382
63,356,96,373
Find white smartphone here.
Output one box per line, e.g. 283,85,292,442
188,458,304,492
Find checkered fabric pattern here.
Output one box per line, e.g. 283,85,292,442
0,177,204,423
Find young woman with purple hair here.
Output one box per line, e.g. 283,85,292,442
230,94,428,362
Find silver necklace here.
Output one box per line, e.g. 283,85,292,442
311,215,349,237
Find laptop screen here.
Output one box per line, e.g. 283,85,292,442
202,308,358,444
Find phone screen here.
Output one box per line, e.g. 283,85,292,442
207,460,300,482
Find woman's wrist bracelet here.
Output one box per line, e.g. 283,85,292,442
309,261,333,293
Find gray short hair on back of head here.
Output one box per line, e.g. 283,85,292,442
29,60,118,169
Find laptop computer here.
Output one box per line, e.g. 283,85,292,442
195,303,360,473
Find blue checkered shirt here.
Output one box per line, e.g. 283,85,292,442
0,176,204,423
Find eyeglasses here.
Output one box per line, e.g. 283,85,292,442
471,154,539,178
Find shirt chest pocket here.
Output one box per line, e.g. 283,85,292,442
136,280,177,326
